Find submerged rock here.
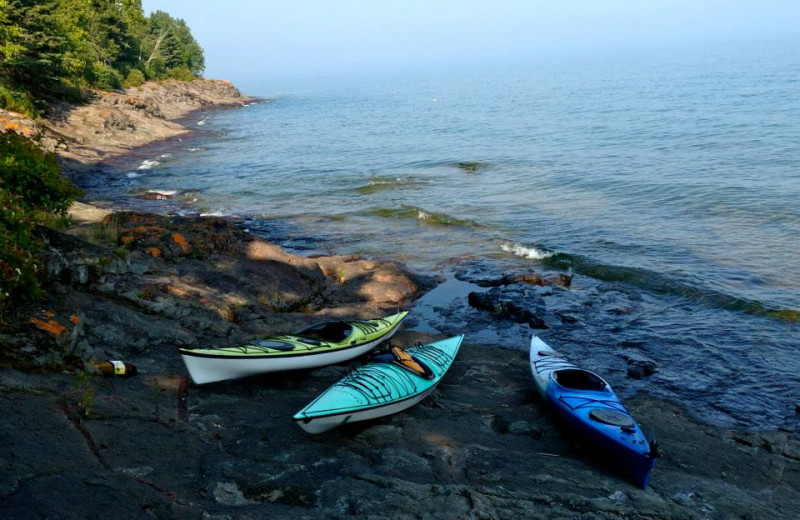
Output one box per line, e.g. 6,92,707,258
454,161,488,172
474,272,572,289
468,291,547,329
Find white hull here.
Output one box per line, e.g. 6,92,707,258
182,331,399,385
529,336,577,396
295,385,438,434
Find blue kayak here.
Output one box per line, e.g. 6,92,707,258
529,336,658,489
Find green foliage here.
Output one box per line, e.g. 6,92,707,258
72,370,95,418
122,68,145,88
143,11,203,80
0,131,82,312
0,0,204,107
91,63,123,91
166,66,196,82
0,84,36,115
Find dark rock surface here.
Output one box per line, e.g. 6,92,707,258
468,290,548,329
0,331,797,519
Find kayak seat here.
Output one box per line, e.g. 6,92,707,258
554,369,607,391
294,321,353,343
390,346,435,380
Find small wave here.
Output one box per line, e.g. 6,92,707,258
369,205,480,228
142,189,177,201
543,252,799,322
126,172,142,178
351,177,417,195
160,153,172,158
137,159,160,170
200,210,227,217
501,242,554,260
197,119,207,126
188,147,202,152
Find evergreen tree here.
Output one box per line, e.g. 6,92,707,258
0,0,205,113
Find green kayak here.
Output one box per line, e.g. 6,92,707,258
180,311,408,384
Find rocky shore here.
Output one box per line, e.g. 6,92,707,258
1,81,798,519
0,79,256,168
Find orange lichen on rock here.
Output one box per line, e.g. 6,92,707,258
44,310,55,318
172,233,190,253
70,314,80,325
120,235,136,245
30,318,67,335
131,226,149,234
146,247,162,257
167,285,188,297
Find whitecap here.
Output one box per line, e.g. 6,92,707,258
417,210,431,221
188,147,202,152
126,172,142,178
200,210,227,217
501,242,554,260
160,153,172,158
197,119,206,126
137,159,160,170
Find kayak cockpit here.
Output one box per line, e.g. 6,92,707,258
553,369,610,392
294,321,353,343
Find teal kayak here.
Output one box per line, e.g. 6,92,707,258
294,335,464,433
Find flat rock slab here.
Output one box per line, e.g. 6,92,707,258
0,332,797,519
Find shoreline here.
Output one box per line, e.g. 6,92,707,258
1,80,798,518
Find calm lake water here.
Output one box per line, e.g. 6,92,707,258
84,40,800,430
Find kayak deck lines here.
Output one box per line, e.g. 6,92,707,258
558,396,629,412
293,336,464,434
330,366,420,407
180,311,408,384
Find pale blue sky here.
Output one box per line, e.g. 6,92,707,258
142,1,799,82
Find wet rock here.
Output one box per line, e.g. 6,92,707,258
213,482,257,506
356,424,402,444
43,248,69,281
623,353,658,379
70,264,90,285
508,420,541,437
468,291,546,329
473,271,572,289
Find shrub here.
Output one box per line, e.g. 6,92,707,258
0,131,82,312
91,63,123,91
0,84,37,116
166,66,196,82
123,69,146,88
